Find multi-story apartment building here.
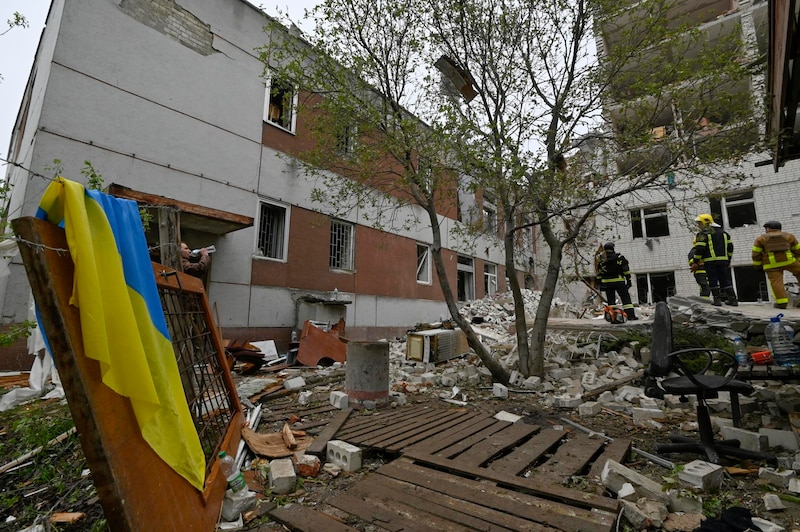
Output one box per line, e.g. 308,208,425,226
0,0,515,362
560,0,800,307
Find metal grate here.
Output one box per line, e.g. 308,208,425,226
257,202,286,259
157,281,236,477
329,220,354,270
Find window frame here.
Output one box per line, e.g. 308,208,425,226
255,199,290,262
709,190,756,229
484,262,498,296
329,219,355,272
482,192,498,235
630,205,669,239
416,243,432,285
263,74,298,133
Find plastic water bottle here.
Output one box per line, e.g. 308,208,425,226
765,314,800,366
218,451,246,494
733,337,748,366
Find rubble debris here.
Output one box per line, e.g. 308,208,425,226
296,319,347,367
241,426,312,458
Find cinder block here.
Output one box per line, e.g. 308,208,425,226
631,407,665,421
327,440,362,472
759,467,797,488
330,391,349,409
578,401,602,417
493,383,508,398
719,426,769,452
553,395,582,408
601,460,668,504
678,460,724,490
759,428,800,450
269,457,297,494
284,376,306,390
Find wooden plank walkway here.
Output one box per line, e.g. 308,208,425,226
267,405,629,531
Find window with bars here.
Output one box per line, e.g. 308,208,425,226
256,201,288,260
416,243,431,284
330,220,354,271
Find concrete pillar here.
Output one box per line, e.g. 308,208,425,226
345,341,389,408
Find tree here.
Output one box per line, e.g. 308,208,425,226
262,0,759,378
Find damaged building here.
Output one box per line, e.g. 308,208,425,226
0,0,523,366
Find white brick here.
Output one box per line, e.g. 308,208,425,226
269,458,297,494
327,440,362,472
330,390,349,409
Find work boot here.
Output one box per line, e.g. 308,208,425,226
724,287,738,307
625,308,639,321
710,287,723,307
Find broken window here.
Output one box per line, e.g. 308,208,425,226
256,201,288,260
457,255,475,301
264,74,298,132
330,219,354,271
630,205,669,239
484,262,498,296
709,190,756,229
634,271,675,304
482,193,497,235
336,123,358,156
416,243,431,284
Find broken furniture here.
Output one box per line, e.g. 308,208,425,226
644,301,775,465
13,216,245,530
296,318,347,366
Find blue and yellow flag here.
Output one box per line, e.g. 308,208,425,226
36,177,205,490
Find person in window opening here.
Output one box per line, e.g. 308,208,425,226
752,220,800,309
181,242,210,279
688,238,710,298
693,213,737,307
595,241,638,321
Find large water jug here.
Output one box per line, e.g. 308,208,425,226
765,314,800,366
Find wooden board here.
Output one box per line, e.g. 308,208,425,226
13,217,243,531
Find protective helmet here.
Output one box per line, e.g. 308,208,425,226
603,241,615,250
695,213,714,226
764,220,782,230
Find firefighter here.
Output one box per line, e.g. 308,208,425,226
752,220,800,309
693,213,738,307
595,241,638,321
688,239,710,297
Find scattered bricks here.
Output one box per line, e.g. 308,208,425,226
639,397,658,408
295,454,321,478
509,370,522,385
639,347,651,366
719,426,768,452
420,372,437,384
440,375,457,387
493,383,509,398
597,390,615,403
788,477,800,494
739,397,761,415
752,517,786,532
297,391,313,405
662,512,704,532
601,460,669,504
666,489,703,513
763,493,787,511
521,376,541,389
388,391,407,405
617,483,637,501
759,428,800,451
578,401,602,417
553,395,583,408
615,385,643,403
621,499,668,530
467,373,481,384
268,458,297,494
330,391,349,409
632,407,665,421
283,376,306,391
623,356,640,369
678,460,723,491
494,410,523,422
549,368,571,380
580,371,597,389
759,467,797,489
327,440,362,472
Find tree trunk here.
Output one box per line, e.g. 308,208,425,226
426,206,510,384
505,222,531,376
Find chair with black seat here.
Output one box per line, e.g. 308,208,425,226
643,301,775,465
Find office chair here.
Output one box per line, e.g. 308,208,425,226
643,301,775,465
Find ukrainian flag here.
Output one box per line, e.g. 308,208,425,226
36,177,205,490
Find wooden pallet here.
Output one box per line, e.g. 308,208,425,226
268,405,629,531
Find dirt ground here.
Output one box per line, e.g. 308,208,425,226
3,361,800,531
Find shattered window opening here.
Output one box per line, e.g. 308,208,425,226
630,205,669,239
484,262,498,296
264,74,298,132
416,243,431,284
709,190,756,229
257,201,288,260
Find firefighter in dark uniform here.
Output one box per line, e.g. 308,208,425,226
596,241,638,321
752,220,800,309
688,238,710,297
693,213,738,307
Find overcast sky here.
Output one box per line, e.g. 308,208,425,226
0,0,319,163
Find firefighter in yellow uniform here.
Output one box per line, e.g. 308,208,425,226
688,239,710,297
752,220,800,309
